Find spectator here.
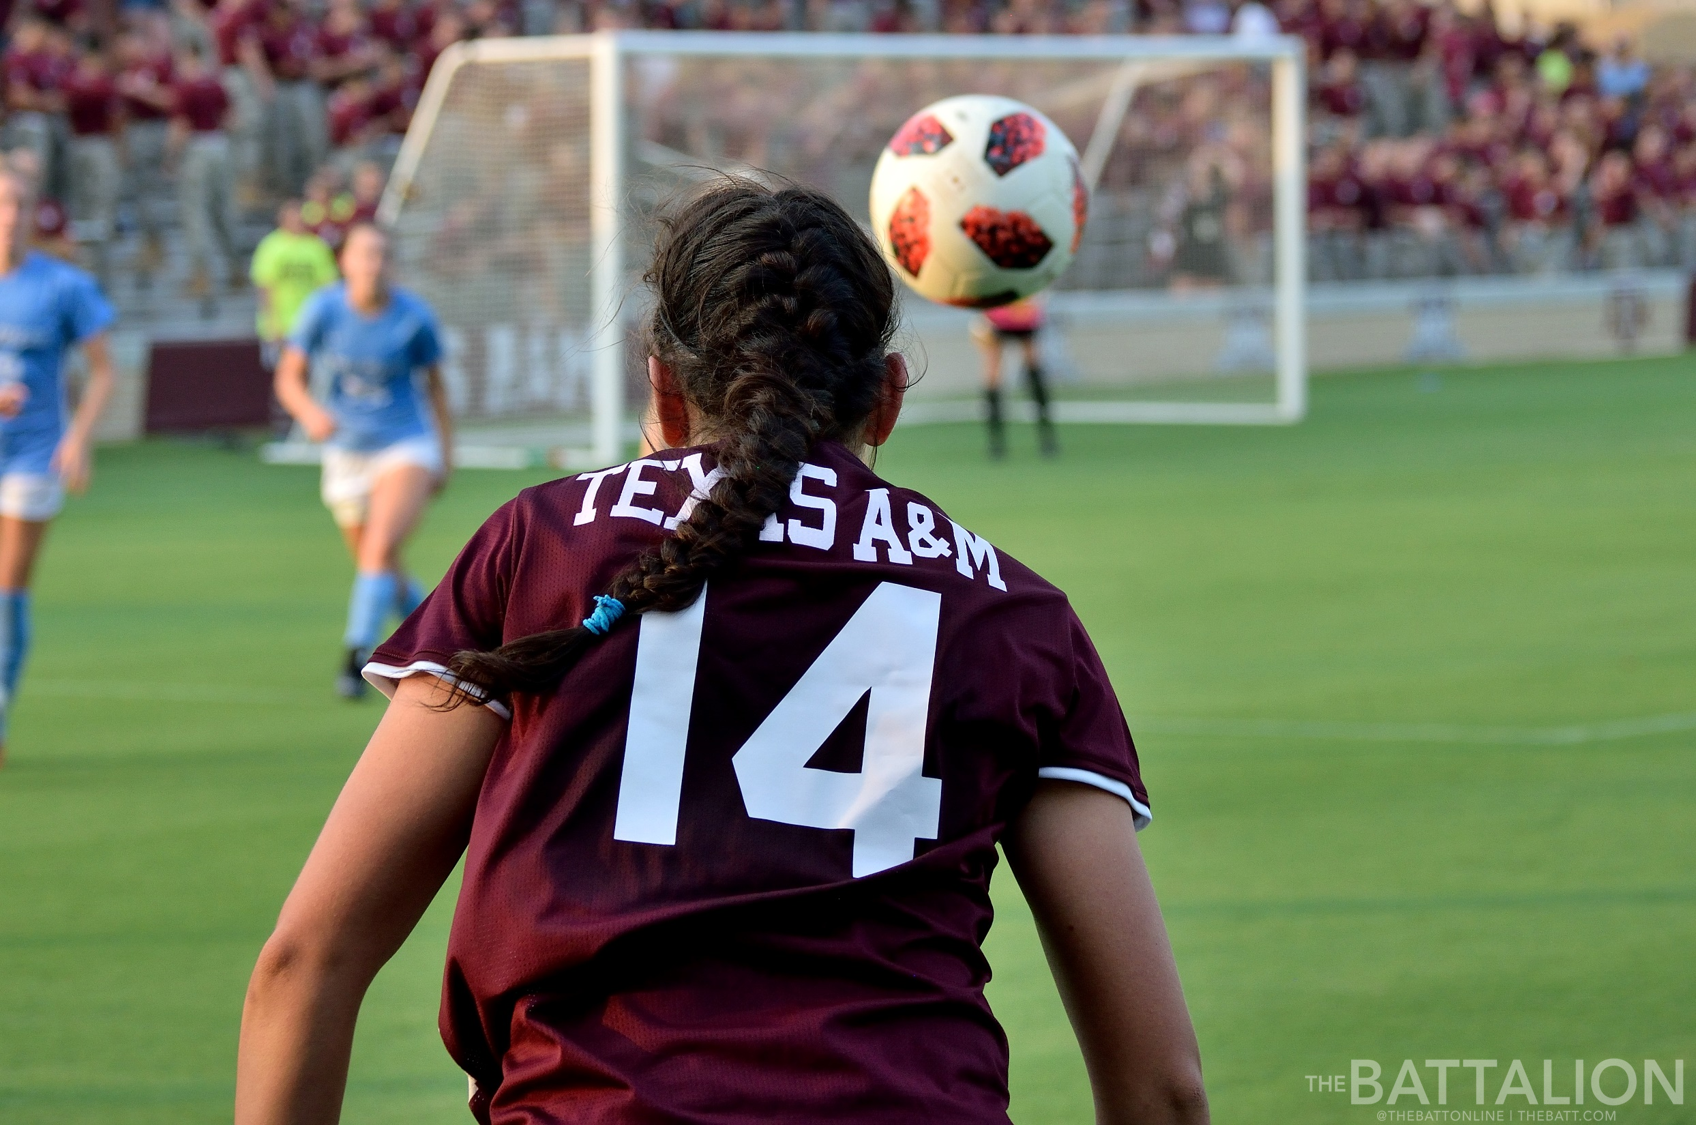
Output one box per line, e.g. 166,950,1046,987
169,47,240,300
63,45,122,285
114,29,176,283
250,199,339,369
257,0,331,196
1588,149,1642,269
3,19,71,201
1596,35,1649,102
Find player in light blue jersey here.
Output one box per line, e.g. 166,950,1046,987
273,223,454,698
0,166,116,766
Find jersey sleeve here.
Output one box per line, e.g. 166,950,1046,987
287,288,329,354
63,268,116,343
1034,606,1151,829
364,499,520,718
409,298,445,368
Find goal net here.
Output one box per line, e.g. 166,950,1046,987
380,31,1306,468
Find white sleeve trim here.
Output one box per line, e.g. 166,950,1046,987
1037,766,1152,830
363,659,513,720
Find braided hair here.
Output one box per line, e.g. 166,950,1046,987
443,179,899,706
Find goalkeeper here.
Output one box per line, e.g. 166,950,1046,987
971,296,1057,460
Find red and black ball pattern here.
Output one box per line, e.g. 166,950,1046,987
888,187,931,276
960,205,1053,269
887,113,954,157
984,112,1046,177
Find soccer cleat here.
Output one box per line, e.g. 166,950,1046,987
337,647,370,699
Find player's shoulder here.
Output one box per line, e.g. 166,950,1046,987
26,250,97,290
389,285,438,318
844,445,1066,607
301,280,347,312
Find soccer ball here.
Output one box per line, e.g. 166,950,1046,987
869,94,1088,309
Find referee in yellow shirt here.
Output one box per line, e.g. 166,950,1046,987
251,200,339,371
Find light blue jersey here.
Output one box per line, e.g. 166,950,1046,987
0,252,115,473
290,283,444,453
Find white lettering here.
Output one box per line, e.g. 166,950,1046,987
1463,1061,1498,1105
1387,1060,1429,1106
951,520,1006,590
1542,1060,1570,1105
1645,1059,1683,1105
759,512,785,542
906,503,952,559
787,464,838,550
664,452,724,530
1591,1060,1636,1106
610,459,669,525
1352,1060,1383,1104
1427,1060,1460,1105
574,464,627,526
1495,1059,1537,1104
613,589,708,845
852,488,914,564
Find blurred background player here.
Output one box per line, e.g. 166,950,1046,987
168,47,240,304
0,166,115,766
971,295,1057,460
250,198,337,372
63,44,122,288
272,223,451,698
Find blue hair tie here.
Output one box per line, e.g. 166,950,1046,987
581,595,625,636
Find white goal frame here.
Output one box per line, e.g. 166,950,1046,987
381,30,1308,468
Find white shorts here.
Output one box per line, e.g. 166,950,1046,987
320,434,443,528
0,472,64,521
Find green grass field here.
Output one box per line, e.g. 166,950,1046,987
2,355,1693,1123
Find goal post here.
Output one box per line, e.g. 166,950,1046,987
381,30,1307,469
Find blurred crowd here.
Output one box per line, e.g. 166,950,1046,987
3,0,1692,298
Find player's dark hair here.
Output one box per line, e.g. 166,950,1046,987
442,179,899,707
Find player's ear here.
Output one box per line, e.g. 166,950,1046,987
864,353,908,449
648,355,691,448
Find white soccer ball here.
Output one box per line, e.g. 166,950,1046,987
869,94,1088,309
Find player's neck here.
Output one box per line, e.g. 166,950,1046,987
346,281,389,315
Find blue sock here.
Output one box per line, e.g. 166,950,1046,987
396,577,426,618
343,571,398,652
0,591,31,737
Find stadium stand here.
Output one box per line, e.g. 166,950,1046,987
3,0,1692,362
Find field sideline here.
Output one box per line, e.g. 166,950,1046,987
1,356,1693,1122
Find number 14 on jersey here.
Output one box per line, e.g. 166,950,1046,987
612,582,944,878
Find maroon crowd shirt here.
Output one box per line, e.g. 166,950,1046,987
368,439,1150,1125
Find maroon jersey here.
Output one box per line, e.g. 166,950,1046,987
117,54,174,119
368,440,1149,1125
260,18,318,80
173,76,230,131
64,73,117,135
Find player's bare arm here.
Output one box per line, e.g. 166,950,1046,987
236,674,502,1125
1006,780,1209,1125
52,331,114,494
273,346,336,442
425,364,453,490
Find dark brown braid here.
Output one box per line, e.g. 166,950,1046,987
441,179,898,706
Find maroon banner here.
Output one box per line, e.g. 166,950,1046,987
144,339,272,432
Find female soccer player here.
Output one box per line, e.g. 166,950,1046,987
237,182,1207,1125
972,295,1057,460
0,166,115,766
273,222,452,698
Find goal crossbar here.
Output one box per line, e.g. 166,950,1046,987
381,30,1308,467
